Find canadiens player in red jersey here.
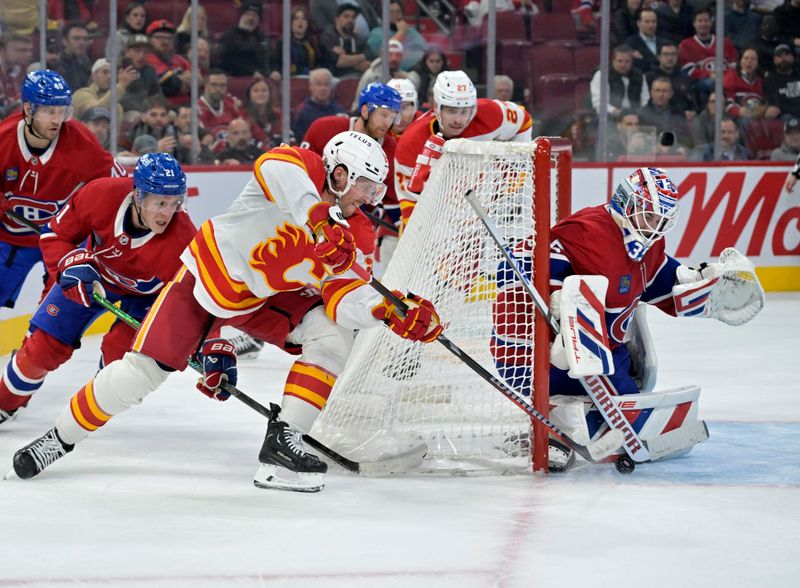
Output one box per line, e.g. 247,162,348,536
12,131,443,493
0,70,125,313
0,153,196,426
395,70,533,226
491,167,764,468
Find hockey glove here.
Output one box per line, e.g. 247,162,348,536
196,338,237,401
58,249,105,307
372,290,444,343
307,202,357,275
407,133,445,194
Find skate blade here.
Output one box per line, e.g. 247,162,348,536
2,468,16,481
253,463,325,493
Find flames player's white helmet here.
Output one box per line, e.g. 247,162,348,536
387,78,418,111
323,130,389,205
610,167,679,261
433,70,477,124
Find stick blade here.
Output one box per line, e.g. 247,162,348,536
356,443,428,477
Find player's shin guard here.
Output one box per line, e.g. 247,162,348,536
0,330,74,415
280,361,337,433
55,352,171,445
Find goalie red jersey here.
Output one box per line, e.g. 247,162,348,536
39,176,197,297
394,98,532,222
0,113,125,248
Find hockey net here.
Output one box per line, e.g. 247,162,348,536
312,138,572,473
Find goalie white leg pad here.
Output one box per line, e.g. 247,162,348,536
646,420,709,461
550,395,593,446
253,463,325,493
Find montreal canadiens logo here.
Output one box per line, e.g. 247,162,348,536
46,304,59,316
609,298,640,343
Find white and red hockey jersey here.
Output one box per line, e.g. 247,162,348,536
0,114,125,248
40,176,197,297
180,145,382,327
678,35,738,81
394,99,532,223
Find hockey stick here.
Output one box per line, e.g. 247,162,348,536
465,190,707,469
91,292,426,476
344,263,623,464
365,211,400,234
4,209,44,233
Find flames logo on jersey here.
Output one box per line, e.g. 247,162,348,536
249,223,325,292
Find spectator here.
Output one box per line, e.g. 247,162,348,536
309,0,379,42
771,116,800,159
72,57,138,121
320,4,371,78
116,133,158,165
172,104,216,164
612,0,643,47
624,8,666,74
679,7,738,97
590,44,650,119
185,37,211,79
176,4,209,57
366,0,428,71
56,21,91,91
726,0,762,53
723,47,766,121
753,14,792,73
605,108,641,160
691,91,717,146
694,117,751,160
752,0,784,14
49,1,99,31
775,0,800,47
119,34,162,120
146,19,193,107
764,43,800,119
494,75,514,102
106,2,147,59
1,34,33,93
646,41,698,117
637,76,692,150
291,67,346,141
0,2,40,35
197,69,244,145
243,77,283,149
655,0,694,45
80,106,111,149
126,96,176,155
217,118,262,164
353,39,409,109
218,0,279,80
290,6,321,76
408,47,447,105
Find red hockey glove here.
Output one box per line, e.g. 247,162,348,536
57,249,105,307
407,133,445,194
307,202,357,275
196,338,237,401
372,290,443,343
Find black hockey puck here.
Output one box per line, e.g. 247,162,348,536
615,455,636,474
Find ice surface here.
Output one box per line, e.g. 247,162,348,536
0,294,798,587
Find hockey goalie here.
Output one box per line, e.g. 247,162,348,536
491,167,766,470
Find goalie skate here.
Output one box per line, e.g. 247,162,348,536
13,428,74,479
254,409,327,493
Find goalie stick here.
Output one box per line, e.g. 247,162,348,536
345,262,624,465
465,190,650,463
91,292,426,477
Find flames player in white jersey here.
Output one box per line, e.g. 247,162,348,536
13,131,444,493
395,70,533,226
0,154,196,426
0,70,125,313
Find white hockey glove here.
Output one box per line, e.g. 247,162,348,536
673,247,765,326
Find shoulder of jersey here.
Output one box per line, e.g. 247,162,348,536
258,145,327,194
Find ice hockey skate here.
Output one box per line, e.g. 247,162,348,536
13,428,74,479
230,333,264,360
0,408,18,426
547,438,576,473
254,405,328,492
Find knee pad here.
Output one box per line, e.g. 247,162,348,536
287,307,354,375
91,352,172,415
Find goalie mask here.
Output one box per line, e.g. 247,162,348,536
610,167,679,261
323,131,389,205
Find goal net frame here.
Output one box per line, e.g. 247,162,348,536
315,137,572,473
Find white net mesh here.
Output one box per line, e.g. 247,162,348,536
312,139,554,472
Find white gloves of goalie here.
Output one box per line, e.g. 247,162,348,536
673,247,765,326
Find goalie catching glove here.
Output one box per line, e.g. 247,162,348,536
58,248,105,307
307,202,356,275
372,290,444,343
196,338,237,401
673,247,765,326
